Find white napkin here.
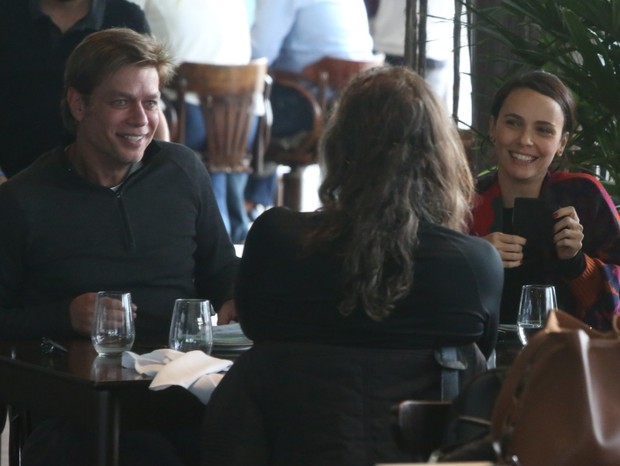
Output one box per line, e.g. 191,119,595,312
122,349,233,404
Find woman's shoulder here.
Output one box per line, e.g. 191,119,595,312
548,170,604,190
547,171,616,206
253,207,322,226
421,222,502,264
247,207,324,244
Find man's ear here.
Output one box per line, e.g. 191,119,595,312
66,87,87,122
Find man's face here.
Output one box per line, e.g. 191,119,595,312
71,65,160,170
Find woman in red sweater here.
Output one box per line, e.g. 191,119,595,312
470,70,620,329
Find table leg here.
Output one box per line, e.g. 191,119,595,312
96,392,120,466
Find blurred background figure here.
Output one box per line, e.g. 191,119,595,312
0,0,153,182
369,0,454,111
130,0,254,243
245,0,375,217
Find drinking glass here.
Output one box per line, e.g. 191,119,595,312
517,285,557,345
168,299,213,354
91,291,135,356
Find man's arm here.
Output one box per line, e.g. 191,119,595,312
251,0,297,63
155,106,171,141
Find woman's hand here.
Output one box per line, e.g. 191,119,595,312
553,206,584,260
483,232,527,268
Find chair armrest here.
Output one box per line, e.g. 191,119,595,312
252,74,273,175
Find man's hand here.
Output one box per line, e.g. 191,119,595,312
483,232,527,268
69,292,98,336
70,292,137,336
217,299,237,325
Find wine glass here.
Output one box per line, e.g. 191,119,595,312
168,299,213,354
91,291,135,356
517,285,557,345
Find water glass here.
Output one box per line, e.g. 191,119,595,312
168,299,213,353
517,285,557,345
91,291,135,356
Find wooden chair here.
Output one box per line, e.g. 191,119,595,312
172,58,270,174
266,54,385,210
392,400,452,461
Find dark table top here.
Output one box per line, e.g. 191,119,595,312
0,339,206,430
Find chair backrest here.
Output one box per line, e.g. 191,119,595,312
393,400,452,461
202,340,486,465
174,58,268,172
264,54,385,172
301,53,386,112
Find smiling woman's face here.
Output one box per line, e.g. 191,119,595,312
490,87,568,190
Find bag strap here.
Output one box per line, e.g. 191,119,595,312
435,346,468,401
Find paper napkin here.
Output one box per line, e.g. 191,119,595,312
122,348,233,404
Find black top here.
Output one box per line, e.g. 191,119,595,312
0,0,150,177
0,141,239,341
236,208,503,357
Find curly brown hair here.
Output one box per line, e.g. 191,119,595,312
309,66,474,321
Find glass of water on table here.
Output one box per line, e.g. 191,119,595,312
168,299,213,354
91,291,135,356
517,285,557,345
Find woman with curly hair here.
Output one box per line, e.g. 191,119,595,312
203,66,502,465
234,65,502,355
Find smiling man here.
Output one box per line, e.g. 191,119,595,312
0,27,236,466
0,28,239,343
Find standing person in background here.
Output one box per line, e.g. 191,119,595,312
469,70,620,329
129,0,254,243
246,0,376,216
0,0,170,182
369,0,454,111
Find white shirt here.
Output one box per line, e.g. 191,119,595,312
371,0,453,61
130,0,251,65
129,0,252,105
252,0,374,72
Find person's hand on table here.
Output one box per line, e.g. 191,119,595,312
217,299,237,325
553,206,584,260
0,175,7,185
69,292,137,336
483,231,527,268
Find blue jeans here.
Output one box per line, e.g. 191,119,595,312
210,171,250,244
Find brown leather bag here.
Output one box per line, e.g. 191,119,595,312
491,310,620,465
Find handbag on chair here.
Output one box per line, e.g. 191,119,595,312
436,310,620,465
490,310,620,465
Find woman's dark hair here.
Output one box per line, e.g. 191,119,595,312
490,70,576,134
310,66,474,321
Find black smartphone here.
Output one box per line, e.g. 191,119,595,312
512,197,554,250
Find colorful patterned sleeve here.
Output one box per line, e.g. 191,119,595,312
559,173,620,329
